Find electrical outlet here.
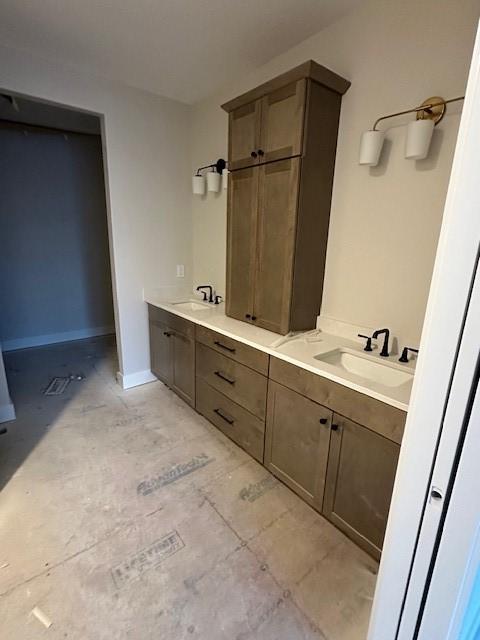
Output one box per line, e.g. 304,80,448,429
176,264,185,278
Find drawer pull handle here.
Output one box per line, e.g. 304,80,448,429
331,423,339,431
319,418,328,425
214,370,235,385
214,408,235,425
214,340,236,353
163,331,172,337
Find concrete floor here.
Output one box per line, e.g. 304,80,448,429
0,336,378,639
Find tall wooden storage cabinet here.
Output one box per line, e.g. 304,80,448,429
223,61,350,335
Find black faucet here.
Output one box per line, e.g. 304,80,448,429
399,346,418,363
372,328,390,357
196,285,214,303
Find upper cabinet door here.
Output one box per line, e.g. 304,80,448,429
252,157,300,334
228,100,262,171
259,80,306,163
226,167,259,323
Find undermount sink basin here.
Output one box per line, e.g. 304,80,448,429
171,300,211,311
315,349,413,388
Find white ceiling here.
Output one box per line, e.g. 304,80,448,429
0,0,361,104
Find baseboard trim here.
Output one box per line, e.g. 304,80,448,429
0,402,16,424
117,369,157,390
2,326,115,352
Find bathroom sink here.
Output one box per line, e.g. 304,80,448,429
315,349,413,388
171,300,211,311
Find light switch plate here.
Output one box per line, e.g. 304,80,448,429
176,264,185,278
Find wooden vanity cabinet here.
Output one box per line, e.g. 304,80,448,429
265,380,332,509
267,356,405,558
148,305,195,407
323,414,400,560
223,61,350,335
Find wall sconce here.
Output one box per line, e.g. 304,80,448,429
359,96,464,166
192,158,226,195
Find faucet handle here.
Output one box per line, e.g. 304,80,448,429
214,295,223,305
358,334,373,352
399,346,419,363
196,289,208,301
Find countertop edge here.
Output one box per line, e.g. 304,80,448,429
145,298,409,413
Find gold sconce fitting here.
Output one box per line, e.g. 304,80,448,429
416,96,447,125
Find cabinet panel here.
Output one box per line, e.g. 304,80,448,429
323,414,400,559
196,342,267,419
196,378,265,462
226,167,259,323
260,80,306,163
171,331,195,407
253,158,300,334
228,100,262,170
149,319,172,385
265,380,332,509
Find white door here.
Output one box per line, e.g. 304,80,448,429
368,19,480,640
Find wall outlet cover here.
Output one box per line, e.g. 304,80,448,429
176,264,185,278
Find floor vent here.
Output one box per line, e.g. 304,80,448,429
44,377,70,396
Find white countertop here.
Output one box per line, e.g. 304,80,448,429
145,294,413,412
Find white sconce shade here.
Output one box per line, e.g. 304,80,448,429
192,174,205,195
222,168,229,190
207,171,221,192
405,118,434,160
359,130,385,166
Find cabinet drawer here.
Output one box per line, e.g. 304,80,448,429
195,324,269,375
148,305,194,339
196,342,267,419
269,357,406,444
196,378,265,462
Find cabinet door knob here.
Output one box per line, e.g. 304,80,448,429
251,315,257,321
163,331,172,337
258,149,264,156
250,151,258,158
319,418,328,425
331,423,339,431
245,313,251,319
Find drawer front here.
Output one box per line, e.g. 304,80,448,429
195,324,269,375
269,357,406,444
196,378,265,462
148,304,194,339
196,342,267,419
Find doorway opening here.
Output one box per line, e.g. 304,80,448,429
0,92,118,483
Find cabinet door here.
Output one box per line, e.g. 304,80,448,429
259,80,306,163
323,414,400,560
228,100,262,170
252,157,300,334
265,380,332,509
171,331,195,407
226,167,258,323
149,320,172,385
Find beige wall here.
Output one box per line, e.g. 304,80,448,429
191,0,480,346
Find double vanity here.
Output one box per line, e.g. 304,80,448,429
147,60,415,560
146,296,414,560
